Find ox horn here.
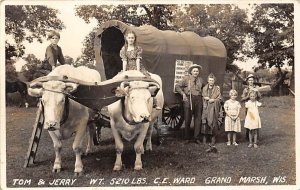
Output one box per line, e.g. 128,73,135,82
29,81,43,88
65,82,78,93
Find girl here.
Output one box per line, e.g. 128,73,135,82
224,89,241,146
120,31,147,75
120,31,160,110
244,90,262,148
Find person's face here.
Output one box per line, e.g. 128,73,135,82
50,35,60,45
126,33,135,45
249,93,256,101
208,77,215,86
247,78,254,86
191,68,199,77
230,93,237,100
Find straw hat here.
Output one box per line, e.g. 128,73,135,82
246,74,255,81
188,64,202,74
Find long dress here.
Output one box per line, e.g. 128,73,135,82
224,100,241,132
201,84,222,135
244,100,262,130
120,45,148,75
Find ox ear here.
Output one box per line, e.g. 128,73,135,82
148,82,160,97
28,82,43,97
149,86,160,97
28,88,43,97
64,82,78,93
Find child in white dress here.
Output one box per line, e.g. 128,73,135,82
224,89,241,146
244,91,262,148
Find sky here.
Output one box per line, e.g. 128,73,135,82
12,3,266,71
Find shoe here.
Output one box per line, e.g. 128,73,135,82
248,144,253,148
227,141,231,146
253,144,258,148
233,142,239,146
211,146,218,153
155,106,162,110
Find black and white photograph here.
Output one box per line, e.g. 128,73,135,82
1,1,298,189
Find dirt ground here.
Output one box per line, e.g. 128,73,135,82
4,96,295,188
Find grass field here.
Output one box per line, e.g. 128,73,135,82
4,95,295,188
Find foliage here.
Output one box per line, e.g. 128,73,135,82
75,5,177,60
76,4,250,71
75,5,176,29
5,5,65,44
21,54,43,81
250,4,294,93
5,5,65,63
250,4,294,69
173,4,251,66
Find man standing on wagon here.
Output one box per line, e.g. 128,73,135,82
175,64,204,143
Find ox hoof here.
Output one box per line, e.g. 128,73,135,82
74,171,83,177
52,168,61,173
113,165,122,171
134,165,143,171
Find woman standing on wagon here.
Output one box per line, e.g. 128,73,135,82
120,30,160,109
45,30,65,71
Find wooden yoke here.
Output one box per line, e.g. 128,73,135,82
31,75,160,111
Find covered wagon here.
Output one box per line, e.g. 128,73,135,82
94,20,227,129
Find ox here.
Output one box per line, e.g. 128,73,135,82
28,65,101,175
6,79,29,108
108,71,164,170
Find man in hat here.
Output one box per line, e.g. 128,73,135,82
175,64,204,143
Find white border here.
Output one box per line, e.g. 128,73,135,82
1,0,299,190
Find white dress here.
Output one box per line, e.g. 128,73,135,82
244,100,262,130
224,100,241,132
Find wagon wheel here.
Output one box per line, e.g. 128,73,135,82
162,104,184,130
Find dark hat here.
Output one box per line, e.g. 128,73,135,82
246,74,255,81
188,64,202,74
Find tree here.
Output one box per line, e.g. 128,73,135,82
5,5,64,80
21,54,42,81
250,4,294,95
173,4,251,67
76,4,251,72
5,5,64,62
75,5,176,29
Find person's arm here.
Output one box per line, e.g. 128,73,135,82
234,102,242,120
175,78,188,101
223,101,232,118
120,46,127,71
57,46,65,65
136,46,142,71
241,88,249,102
45,46,55,70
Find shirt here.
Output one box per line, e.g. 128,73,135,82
175,75,203,96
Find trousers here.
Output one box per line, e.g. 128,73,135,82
183,95,203,140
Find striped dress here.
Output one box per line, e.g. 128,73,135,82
224,99,241,132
